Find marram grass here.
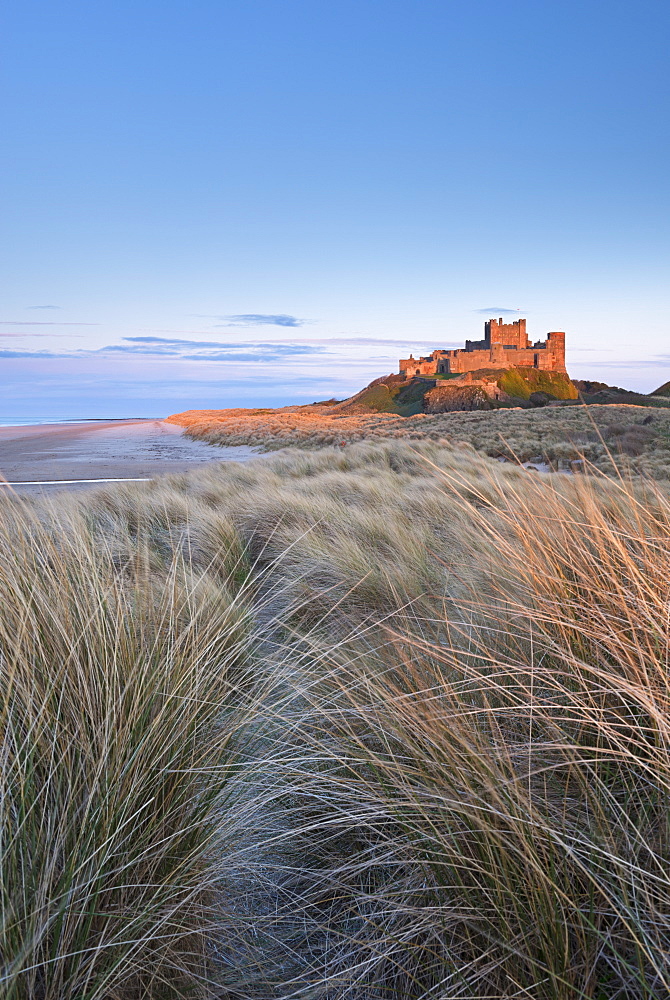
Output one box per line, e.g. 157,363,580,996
264,459,670,998
1,440,670,997
168,401,670,479
0,501,255,998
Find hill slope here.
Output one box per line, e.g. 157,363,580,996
575,379,670,406
334,367,579,416
330,376,432,416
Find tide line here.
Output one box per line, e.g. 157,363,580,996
0,477,153,486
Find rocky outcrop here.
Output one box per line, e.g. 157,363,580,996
422,368,578,413
423,384,493,412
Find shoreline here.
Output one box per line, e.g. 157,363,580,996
0,419,260,493
0,416,161,428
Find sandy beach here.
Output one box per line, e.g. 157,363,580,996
0,419,259,493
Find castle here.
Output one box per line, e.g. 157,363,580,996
399,318,566,378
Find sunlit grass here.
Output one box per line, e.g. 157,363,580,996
2,441,669,996
168,402,670,479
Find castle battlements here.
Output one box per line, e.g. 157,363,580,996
399,318,566,378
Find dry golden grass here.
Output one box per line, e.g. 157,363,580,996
2,440,670,997
168,401,670,479
0,496,260,999
257,454,670,997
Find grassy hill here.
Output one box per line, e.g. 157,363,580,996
332,376,435,416
333,367,579,416
497,366,578,401
343,369,670,413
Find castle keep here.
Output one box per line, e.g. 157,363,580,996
399,318,566,378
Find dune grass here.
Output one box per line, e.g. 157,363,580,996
1,441,670,996
258,457,670,997
168,402,670,479
0,499,257,998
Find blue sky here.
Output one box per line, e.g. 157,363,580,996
1,0,668,419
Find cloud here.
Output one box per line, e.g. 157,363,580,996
102,337,325,362
0,321,98,326
0,349,68,358
306,337,462,348
27,305,61,310
215,314,308,328
180,350,318,362
0,332,69,338
0,336,328,363
140,331,455,349
474,307,523,315
0,366,354,420
121,336,240,349
0,331,452,366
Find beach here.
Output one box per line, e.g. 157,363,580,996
0,419,259,493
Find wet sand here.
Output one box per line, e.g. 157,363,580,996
0,419,260,494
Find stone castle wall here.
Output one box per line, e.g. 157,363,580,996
399,320,566,378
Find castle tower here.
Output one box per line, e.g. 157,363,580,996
545,331,566,370
485,317,529,350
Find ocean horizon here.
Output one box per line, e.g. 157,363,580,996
0,417,159,428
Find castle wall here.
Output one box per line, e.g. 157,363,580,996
399,321,566,378
398,356,440,377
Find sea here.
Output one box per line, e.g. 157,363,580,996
0,417,157,428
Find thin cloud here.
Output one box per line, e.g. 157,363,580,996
305,337,462,348
27,305,61,310
122,336,239,349
0,321,99,326
257,336,463,350
180,349,321,362
115,334,441,357
474,307,523,315
0,349,69,358
103,337,324,361
0,331,73,338
0,331,451,363
140,331,454,348
0,337,326,362
215,314,308,328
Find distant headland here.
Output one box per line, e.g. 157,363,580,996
169,315,670,429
